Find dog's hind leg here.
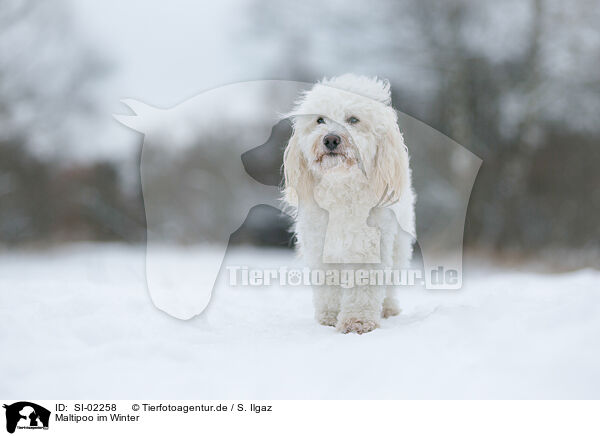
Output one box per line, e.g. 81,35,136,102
382,287,401,318
313,285,341,326
382,219,413,319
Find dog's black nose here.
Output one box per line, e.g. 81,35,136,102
323,134,341,151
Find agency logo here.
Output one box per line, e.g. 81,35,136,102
115,80,481,320
3,402,50,434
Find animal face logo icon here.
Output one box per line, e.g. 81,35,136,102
3,402,50,433
115,80,481,320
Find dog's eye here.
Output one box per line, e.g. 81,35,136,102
316,117,325,124
347,116,359,124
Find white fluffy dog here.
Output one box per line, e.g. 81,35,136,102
283,74,416,334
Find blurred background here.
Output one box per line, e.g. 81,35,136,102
1,0,599,266
2,0,600,400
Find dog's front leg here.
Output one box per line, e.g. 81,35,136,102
313,285,341,326
336,285,384,334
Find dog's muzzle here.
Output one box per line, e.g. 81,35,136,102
323,134,341,151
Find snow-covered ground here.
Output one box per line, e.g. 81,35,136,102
1,244,599,399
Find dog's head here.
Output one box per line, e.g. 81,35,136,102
283,74,409,208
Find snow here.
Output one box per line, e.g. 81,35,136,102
1,244,599,399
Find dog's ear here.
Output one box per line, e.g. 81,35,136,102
371,113,409,205
282,129,310,209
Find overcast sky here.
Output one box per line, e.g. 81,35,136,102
67,0,266,161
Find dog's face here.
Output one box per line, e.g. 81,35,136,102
283,75,409,208
291,86,378,175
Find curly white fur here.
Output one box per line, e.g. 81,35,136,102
283,74,416,334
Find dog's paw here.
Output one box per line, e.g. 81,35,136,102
316,311,338,327
336,318,379,335
382,306,401,318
